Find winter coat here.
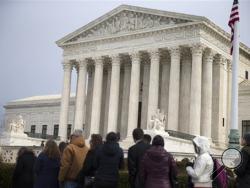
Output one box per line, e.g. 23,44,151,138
140,146,177,188
34,152,60,188
235,145,250,188
128,140,151,188
94,141,124,184
59,136,89,182
186,136,214,187
77,146,100,186
12,151,36,188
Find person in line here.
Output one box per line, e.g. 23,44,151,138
34,139,61,188
59,129,89,188
186,136,214,188
77,134,103,188
12,147,36,188
128,128,151,188
143,134,152,145
94,132,124,188
140,135,177,188
235,132,250,188
59,141,68,157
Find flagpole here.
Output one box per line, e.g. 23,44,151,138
228,20,240,149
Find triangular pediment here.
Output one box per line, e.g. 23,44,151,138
57,5,205,46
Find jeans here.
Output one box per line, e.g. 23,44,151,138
64,181,79,188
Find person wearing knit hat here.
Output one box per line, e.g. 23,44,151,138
235,132,250,188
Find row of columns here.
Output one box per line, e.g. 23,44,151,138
58,44,226,141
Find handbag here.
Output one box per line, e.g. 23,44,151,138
84,176,94,187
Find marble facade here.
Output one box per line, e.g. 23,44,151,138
56,5,250,146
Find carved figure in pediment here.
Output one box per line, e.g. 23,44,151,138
120,12,129,31
127,13,136,30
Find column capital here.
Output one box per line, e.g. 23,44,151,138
110,55,121,66
203,48,215,62
77,59,88,69
148,49,160,61
214,54,227,66
93,57,104,65
169,47,180,57
62,61,73,71
191,44,205,56
129,51,140,62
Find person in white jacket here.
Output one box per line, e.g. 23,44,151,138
186,136,214,188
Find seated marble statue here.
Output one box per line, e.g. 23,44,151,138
149,109,166,133
9,115,25,134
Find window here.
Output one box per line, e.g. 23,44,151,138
242,120,250,136
67,124,72,139
31,125,36,134
222,118,225,127
42,125,47,139
245,71,249,79
53,124,59,138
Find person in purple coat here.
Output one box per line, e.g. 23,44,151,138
34,139,60,188
140,135,178,188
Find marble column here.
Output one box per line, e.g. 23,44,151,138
160,56,170,129
167,47,181,131
85,66,94,138
103,66,111,136
201,49,214,138
127,52,141,137
107,55,121,132
90,58,104,134
179,50,191,133
141,62,150,130
59,61,72,141
74,59,87,130
147,50,160,127
189,45,203,135
120,64,131,139
212,55,225,144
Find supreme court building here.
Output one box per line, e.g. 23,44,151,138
56,5,250,145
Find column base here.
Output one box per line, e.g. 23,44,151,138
228,129,240,149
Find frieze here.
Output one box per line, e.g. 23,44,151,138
67,10,190,43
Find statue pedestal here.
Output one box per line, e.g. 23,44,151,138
0,131,44,146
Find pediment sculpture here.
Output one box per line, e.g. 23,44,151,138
68,10,190,43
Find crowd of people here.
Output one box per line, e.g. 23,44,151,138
11,128,250,188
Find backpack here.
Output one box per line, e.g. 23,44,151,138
211,157,228,188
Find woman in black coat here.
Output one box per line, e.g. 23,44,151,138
94,132,124,188
77,134,103,188
235,132,250,188
34,139,60,188
12,147,36,188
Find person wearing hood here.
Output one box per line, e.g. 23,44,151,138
59,129,89,188
140,135,177,188
186,136,213,188
93,132,124,188
235,132,250,188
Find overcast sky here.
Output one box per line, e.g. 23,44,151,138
0,0,250,119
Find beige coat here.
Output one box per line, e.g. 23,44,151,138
58,136,89,182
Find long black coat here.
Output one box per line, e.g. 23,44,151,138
34,152,60,188
94,142,124,184
235,145,250,188
127,140,151,188
77,147,99,187
12,151,36,188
